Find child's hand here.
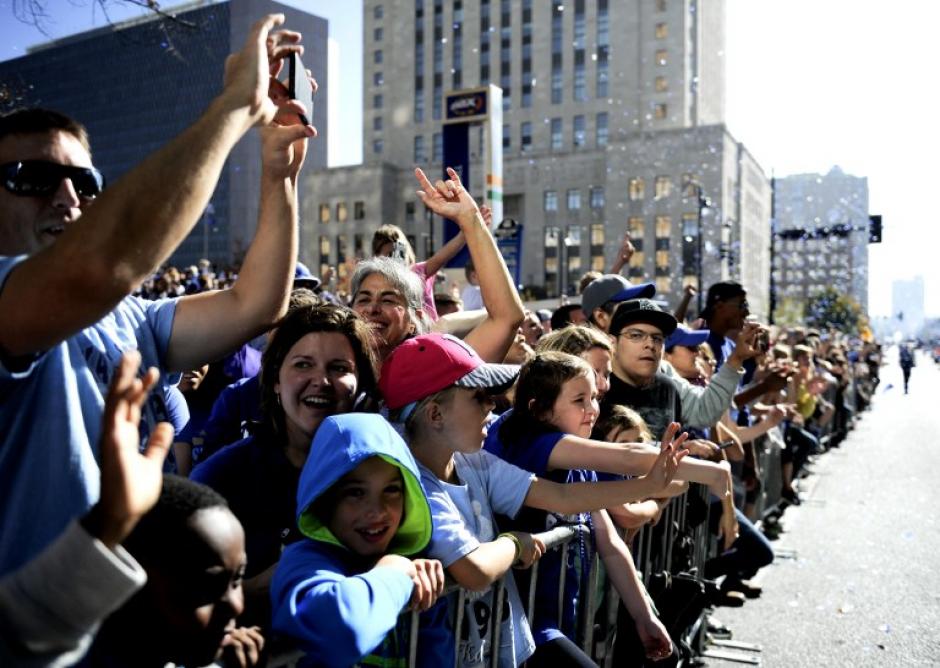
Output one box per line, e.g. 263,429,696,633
643,423,688,491
636,614,673,661
511,532,546,569
409,558,445,612
83,351,172,548
219,625,265,667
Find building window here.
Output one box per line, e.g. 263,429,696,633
373,139,383,154
591,223,605,271
567,189,581,210
319,203,330,224
432,132,442,162
551,69,564,104
354,201,365,220
375,27,384,41
405,201,416,222
374,4,383,19
414,135,427,163
682,173,698,197
373,72,384,86
655,76,668,92
655,276,671,293
319,235,331,277
544,190,558,212
596,46,609,97
655,215,671,238
629,178,645,201
374,49,383,64
590,187,605,209
629,250,645,278
654,175,672,199
596,112,608,147
414,92,424,123
521,122,532,151
503,123,510,149
336,202,348,223
551,4,563,104
573,49,586,101
551,118,563,150
655,103,667,119
655,22,668,39
656,49,668,66
374,94,383,109
373,116,383,131
573,115,586,148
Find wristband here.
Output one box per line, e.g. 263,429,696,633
498,532,522,564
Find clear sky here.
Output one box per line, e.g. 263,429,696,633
1,0,934,318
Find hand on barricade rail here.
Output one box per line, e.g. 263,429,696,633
219,626,265,667
509,531,546,569
376,555,445,612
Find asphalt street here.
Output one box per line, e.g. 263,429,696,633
703,348,940,667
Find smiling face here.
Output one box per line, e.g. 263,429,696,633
0,130,93,255
545,372,599,438
613,322,665,386
326,457,405,558
275,331,359,453
352,272,415,359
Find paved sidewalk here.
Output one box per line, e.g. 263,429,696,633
704,349,940,667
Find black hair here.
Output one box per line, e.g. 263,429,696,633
123,475,228,562
550,304,583,331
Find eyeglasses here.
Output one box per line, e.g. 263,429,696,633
1,160,105,199
618,328,666,347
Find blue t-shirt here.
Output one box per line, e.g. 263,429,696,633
484,411,596,646
0,256,177,576
707,331,754,426
420,450,536,668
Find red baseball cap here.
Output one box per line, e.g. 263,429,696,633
380,333,520,411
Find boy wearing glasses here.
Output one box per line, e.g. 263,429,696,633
0,14,315,577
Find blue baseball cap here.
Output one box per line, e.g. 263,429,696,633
665,324,710,349
293,262,321,290
581,274,656,319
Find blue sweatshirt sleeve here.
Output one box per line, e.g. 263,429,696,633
272,543,414,667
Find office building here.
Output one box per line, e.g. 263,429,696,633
0,0,328,267
772,166,870,316
304,0,772,316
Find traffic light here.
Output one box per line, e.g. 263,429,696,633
869,215,882,243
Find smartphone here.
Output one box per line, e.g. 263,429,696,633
718,440,736,450
288,51,313,126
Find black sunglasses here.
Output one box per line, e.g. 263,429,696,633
1,160,105,199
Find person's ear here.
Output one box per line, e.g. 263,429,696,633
425,399,445,429
594,308,611,332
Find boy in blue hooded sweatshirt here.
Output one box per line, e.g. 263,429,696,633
271,413,446,667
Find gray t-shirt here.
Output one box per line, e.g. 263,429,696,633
420,450,536,668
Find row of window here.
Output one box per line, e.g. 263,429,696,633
318,201,366,224
543,187,606,212
628,174,702,201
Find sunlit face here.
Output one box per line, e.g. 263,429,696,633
275,332,359,451
0,131,93,255
613,323,665,385
714,295,749,330
546,373,599,438
145,507,246,667
352,272,415,359
327,457,405,558
580,346,612,400
438,387,496,452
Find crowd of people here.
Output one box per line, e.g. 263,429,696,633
0,15,883,668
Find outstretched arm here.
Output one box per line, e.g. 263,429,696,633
415,168,523,362
0,15,302,359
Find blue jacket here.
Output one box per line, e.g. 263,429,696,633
271,414,442,667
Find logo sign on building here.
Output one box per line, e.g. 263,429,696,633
444,89,489,124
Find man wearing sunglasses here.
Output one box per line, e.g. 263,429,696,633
0,14,316,578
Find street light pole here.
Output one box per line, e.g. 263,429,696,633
693,184,711,315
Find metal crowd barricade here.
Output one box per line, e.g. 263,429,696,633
268,525,592,668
